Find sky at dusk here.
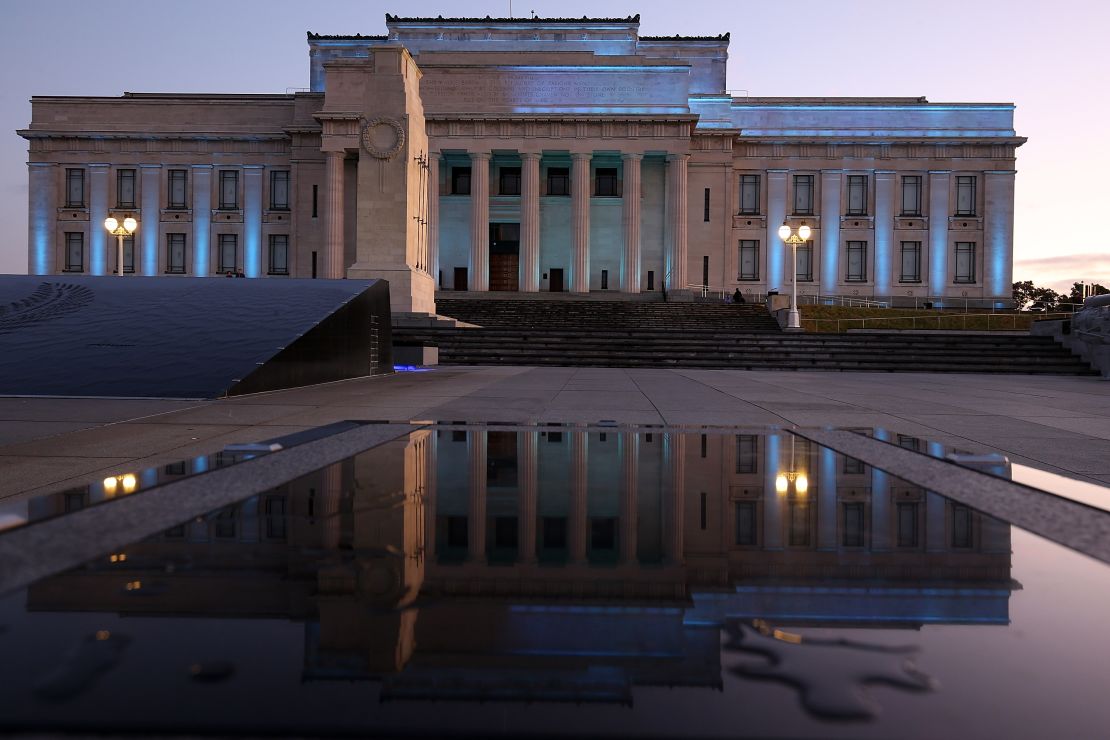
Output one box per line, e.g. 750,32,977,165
1,0,1106,292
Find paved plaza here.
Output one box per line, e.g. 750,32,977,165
1,367,1107,501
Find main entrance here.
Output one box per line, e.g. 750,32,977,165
489,223,520,292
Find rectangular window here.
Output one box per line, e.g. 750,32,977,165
788,502,811,547
897,503,919,548
168,169,188,209
703,188,711,222
265,496,287,540
595,167,619,197
64,232,84,272
842,502,865,547
270,170,290,210
736,434,758,473
900,241,922,282
735,502,757,546
600,269,609,289
121,235,135,273
647,270,654,290
116,169,136,208
268,234,289,275
217,234,237,274
793,174,814,215
952,504,973,548
898,435,922,451
956,176,977,216
955,242,976,283
311,184,318,217
700,492,708,530
843,455,865,475
846,240,868,282
66,168,85,208
219,170,239,209
901,175,922,216
739,240,760,281
739,174,760,214
847,175,868,215
796,241,814,282
166,233,186,274
451,167,471,195
499,167,521,196
547,167,569,196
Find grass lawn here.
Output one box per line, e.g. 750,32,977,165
798,305,1069,333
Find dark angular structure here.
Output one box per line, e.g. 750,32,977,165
0,276,392,398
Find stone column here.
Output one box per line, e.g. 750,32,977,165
571,152,592,293
320,463,344,550
665,154,690,291
89,163,109,275
820,170,842,294
427,153,441,289
243,165,263,278
519,152,541,292
763,433,784,549
518,431,538,563
620,153,643,293
138,165,161,276
324,151,345,279
469,151,491,291
619,432,639,564
27,163,55,275
984,170,1016,303
766,169,788,291
569,430,588,564
817,446,838,550
664,432,686,564
928,171,951,304
871,429,891,551
191,165,212,277
874,170,895,297
467,430,488,563
425,429,438,562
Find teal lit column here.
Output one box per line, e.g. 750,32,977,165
874,170,895,297
192,165,213,276
518,431,538,564
570,152,591,293
763,433,783,549
619,431,639,564
27,163,55,275
817,446,837,550
766,170,787,290
620,153,642,293
243,165,263,278
984,170,1016,304
569,430,588,564
88,164,109,275
820,170,842,295
927,171,950,304
140,165,161,276
871,429,891,551
467,430,488,563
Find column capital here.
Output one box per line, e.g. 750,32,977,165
874,170,896,176
138,164,163,170
190,164,214,170
469,151,492,161
621,152,643,161
88,163,111,169
571,151,592,161
26,162,54,168
519,151,542,161
666,153,691,162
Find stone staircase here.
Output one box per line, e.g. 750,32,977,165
395,299,1098,375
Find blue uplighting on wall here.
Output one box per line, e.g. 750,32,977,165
988,214,1007,298
244,168,262,278
28,165,50,275
89,166,108,276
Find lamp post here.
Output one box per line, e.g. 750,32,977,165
777,220,811,331
104,216,138,276
775,434,809,496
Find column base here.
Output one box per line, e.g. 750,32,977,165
347,264,436,314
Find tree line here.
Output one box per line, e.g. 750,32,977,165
1012,281,1108,311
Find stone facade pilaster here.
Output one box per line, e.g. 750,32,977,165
139,165,161,276
469,151,491,291
928,171,951,301
621,153,642,293
27,163,54,275
984,170,1016,301
571,152,592,293
665,154,689,291
874,170,895,296
191,165,212,277
620,432,639,564
569,430,588,564
243,165,263,278
518,431,538,563
427,153,440,288
89,164,109,276
324,151,345,279
520,152,541,292
763,433,783,550
820,170,842,294
664,432,685,564
467,430,488,563
766,169,788,291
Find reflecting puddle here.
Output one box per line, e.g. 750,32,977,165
2,426,1110,738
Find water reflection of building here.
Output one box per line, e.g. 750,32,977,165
27,428,1013,702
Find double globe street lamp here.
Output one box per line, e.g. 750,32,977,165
777,221,811,331
104,216,138,276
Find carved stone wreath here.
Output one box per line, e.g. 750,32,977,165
361,117,405,160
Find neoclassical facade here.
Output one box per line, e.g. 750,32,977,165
21,14,1024,311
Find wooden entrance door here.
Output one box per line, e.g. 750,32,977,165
489,223,520,292
453,267,468,291
549,268,564,292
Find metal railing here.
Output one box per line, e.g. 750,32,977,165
802,311,1075,333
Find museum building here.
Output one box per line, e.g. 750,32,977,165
20,14,1025,313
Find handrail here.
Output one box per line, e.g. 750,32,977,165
801,312,1075,333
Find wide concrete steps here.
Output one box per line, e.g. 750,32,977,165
394,327,1098,375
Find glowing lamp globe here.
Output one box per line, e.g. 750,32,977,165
798,224,812,240
795,474,809,495
123,217,138,233
104,217,119,232
777,223,792,241
775,474,789,494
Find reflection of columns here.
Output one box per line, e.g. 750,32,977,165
467,430,488,562
621,153,642,293
928,170,951,302
324,151,346,279
570,152,592,293
619,432,639,564
89,164,109,275
665,154,689,290
243,165,263,278
140,165,161,276
427,153,440,287
569,431,588,564
817,447,838,550
925,440,946,552
320,463,343,550
871,429,891,551
820,170,842,294
766,169,788,290
518,431,538,563
520,152,541,292
763,433,783,549
874,170,895,297
664,432,686,564
984,170,1016,302
425,431,438,561
191,165,212,277
27,163,55,275
469,152,491,291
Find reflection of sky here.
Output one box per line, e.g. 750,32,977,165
1009,463,1110,513
1,0,1106,289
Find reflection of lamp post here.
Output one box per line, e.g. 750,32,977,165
777,221,811,331
103,473,138,497
775,435,809,495
104,216,138,276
